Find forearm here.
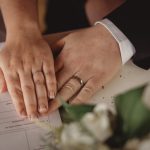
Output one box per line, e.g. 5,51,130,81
85,0,124,25
0,0,40,39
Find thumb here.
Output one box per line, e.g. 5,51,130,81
0,69,7,93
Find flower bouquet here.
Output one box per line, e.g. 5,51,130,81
41,83,150,150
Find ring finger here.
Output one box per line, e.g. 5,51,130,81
48,72,86,112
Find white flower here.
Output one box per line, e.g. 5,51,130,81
94,104,109,115
94,103,115,116
61,123,95,147
81,104,113,142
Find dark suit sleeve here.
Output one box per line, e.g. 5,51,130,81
106,0,150,69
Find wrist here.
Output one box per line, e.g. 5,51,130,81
6,22,42,42
93,23,120,53
91,23,122,65
95,19,136,64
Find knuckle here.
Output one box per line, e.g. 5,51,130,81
23,84,34,91
44,71,53,78
35,79,44,85
7,76,19,85
7,77,15,84
12,87,23,97
0,51,20,68
33,72,45,85
0,58,10,69
45,70,54,77
24,58,34,66
0,50,9,60
23,58,34,71
45,70,53,76
11,59,23,71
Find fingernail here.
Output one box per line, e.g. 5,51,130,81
39,105,48,113
49,91,55,99
29,114,38,121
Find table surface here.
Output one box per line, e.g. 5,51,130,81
91,61,150,111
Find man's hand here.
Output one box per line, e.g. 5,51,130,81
48,24,122,112
0,33,57,119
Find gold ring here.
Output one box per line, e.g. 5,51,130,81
72,75,84,86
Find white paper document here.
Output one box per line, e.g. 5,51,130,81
0,93,62,150
0,42,62,150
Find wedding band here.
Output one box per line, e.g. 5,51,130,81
71,75,84,86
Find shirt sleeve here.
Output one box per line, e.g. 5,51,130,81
95,19,136,65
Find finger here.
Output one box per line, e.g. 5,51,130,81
54,54,64,73
70,78,99,105
32,70,48,114
43,60,57,100
0,69,7,93
48,75,84,113
58,77,82,100
56,68,75,90
48,94,62,113
19,71,38,119
3,71,27,117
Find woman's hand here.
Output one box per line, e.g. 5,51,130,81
48,24,122,112
0,32,57,119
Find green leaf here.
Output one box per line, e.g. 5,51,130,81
60,102,95,123
115,85,150,138
56,94,94,123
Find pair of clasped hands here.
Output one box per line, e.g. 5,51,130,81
0,25,121,120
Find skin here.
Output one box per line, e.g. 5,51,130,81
85,0,124,25
0,0,123,116
0,0,57,119
48,25,122,112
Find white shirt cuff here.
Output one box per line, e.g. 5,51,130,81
95,19,136,65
